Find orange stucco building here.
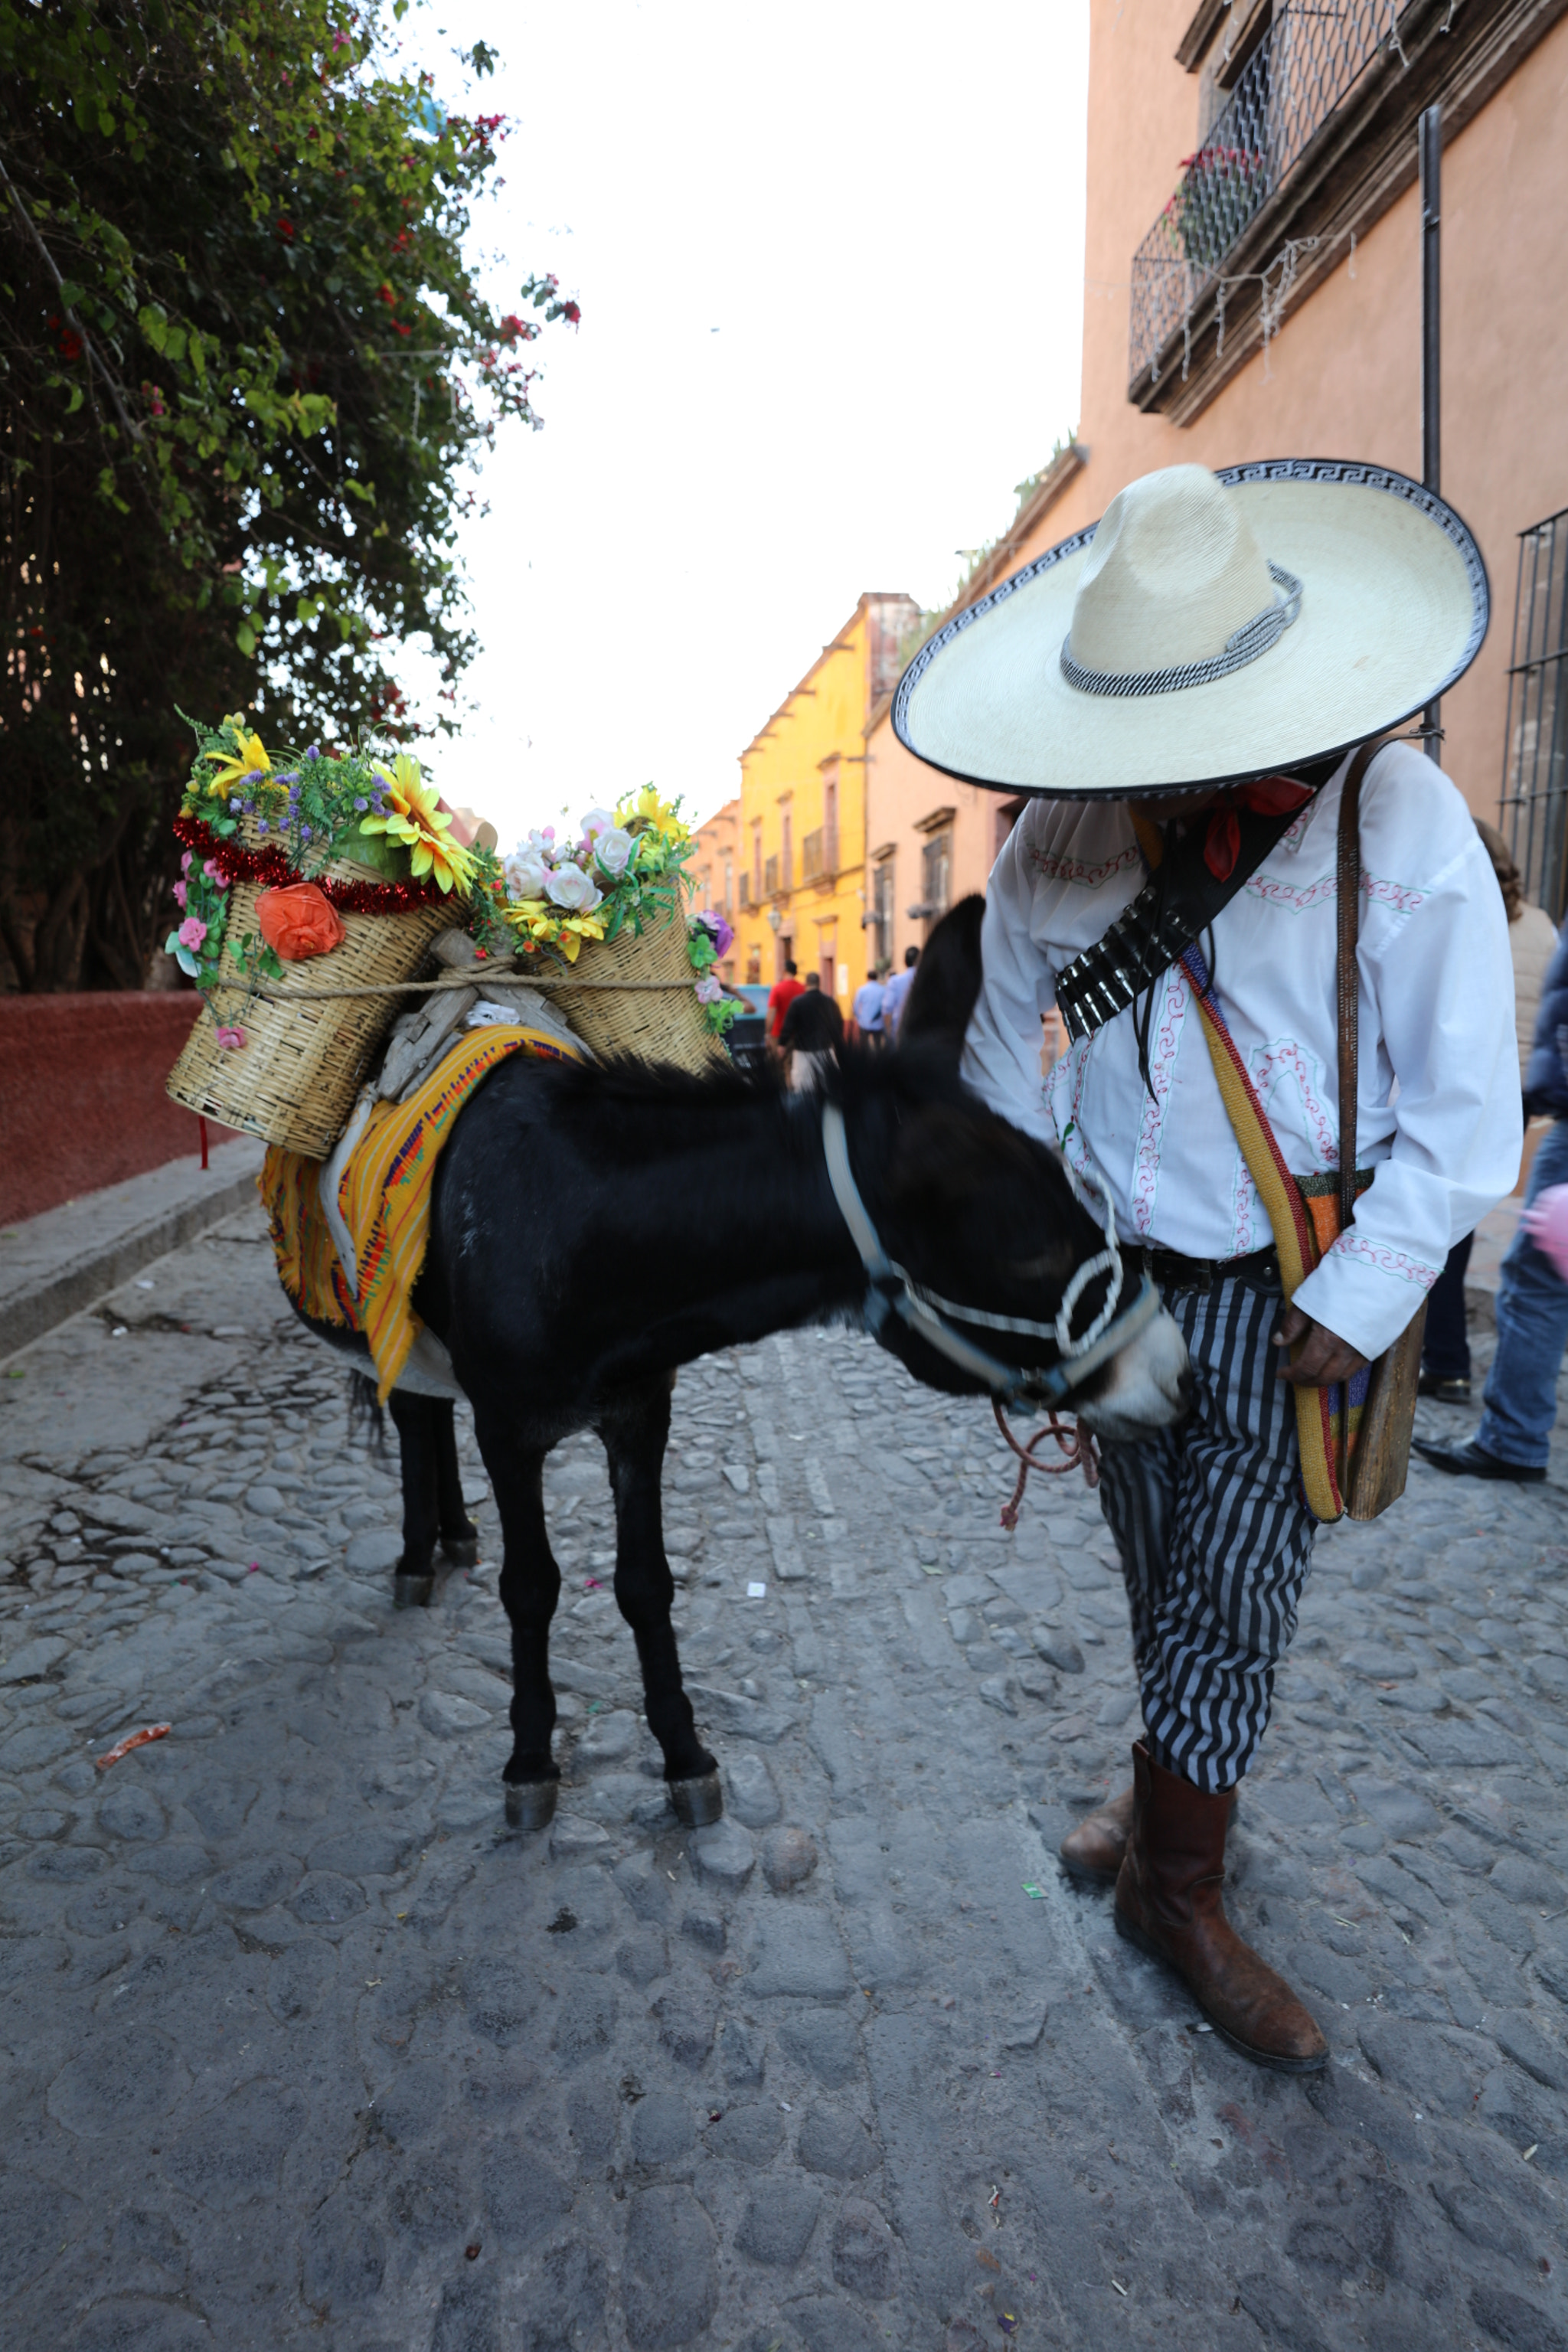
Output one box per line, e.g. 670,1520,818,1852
688,798,741,985
869,0,1568,926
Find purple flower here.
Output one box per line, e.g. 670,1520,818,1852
304,743,321,760
353,795,368,812
700,910,734,959
256,818,270,835
300,824,313,841
229,796,242,812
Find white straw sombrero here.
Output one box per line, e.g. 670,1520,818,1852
892,459,1489,797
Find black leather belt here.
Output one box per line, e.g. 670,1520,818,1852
1129,1241,1282,1295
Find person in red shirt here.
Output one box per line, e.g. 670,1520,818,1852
766,959,805,1041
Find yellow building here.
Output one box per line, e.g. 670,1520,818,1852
733,593,918,1009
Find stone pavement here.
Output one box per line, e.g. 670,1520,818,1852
1,1204,1566,2352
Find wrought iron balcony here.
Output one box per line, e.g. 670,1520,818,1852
800,825,839,884
1129,1,1400,393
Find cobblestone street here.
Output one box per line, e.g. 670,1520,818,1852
2,1204,1567,2352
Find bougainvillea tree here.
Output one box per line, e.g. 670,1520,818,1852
1,1,577,988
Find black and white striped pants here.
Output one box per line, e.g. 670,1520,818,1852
1096,1271,1316,1794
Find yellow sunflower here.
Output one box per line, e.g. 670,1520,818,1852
358,752,475,895
202,717,271,799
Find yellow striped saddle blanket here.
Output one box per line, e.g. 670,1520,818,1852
259,1023,587,1403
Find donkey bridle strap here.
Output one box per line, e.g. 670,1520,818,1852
819,1102,1159,1406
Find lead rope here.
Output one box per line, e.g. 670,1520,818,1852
993,1394,1099,1529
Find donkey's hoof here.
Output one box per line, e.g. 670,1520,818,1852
393,1563,435,1609
668,1770,724,1828
505,1779,559,1831
441,1527,480,1568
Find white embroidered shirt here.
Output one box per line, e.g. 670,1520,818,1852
962,741,1522,1360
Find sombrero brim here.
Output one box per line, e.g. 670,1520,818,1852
891,460,1489,796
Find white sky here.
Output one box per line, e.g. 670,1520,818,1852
393,0,1090,842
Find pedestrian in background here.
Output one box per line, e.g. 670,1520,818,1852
778,976,844,1092
766,958,805,1047
1419,822,1557,1401
1416,897,1568,1482
880,943,920,1040
852,962,887,1047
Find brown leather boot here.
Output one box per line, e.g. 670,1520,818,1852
1114,1741,1328,2073
1058,1785,1134,1884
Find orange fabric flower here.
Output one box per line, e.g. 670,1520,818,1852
256,882,347,962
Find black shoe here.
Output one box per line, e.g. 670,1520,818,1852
1411,1436,1544,1483
1417,1372,1472,1403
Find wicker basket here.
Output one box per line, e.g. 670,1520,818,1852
165,841,452,1158
547,893,726,1074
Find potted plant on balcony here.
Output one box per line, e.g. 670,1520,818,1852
1167,143,1266,273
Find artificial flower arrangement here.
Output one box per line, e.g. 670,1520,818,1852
464,785,738,1037
168,713,477,1034
169,715,735,1044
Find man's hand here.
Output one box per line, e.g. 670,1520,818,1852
1273,1303,1369,1387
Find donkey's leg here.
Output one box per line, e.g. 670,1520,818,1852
387,1390,441,1609
472,1414,562,1830
433,1401,480,1566
599,1380,721,1827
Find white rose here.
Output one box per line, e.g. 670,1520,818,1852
504,846,548,901
546,861,603,914
593,826,634,879
580,807,615,840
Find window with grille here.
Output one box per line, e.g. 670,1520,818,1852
871,859,894,969
1501,505,1568,919
920,831,952,930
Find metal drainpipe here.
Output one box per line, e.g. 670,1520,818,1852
1420,101,1442,763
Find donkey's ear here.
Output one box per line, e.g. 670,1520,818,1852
896,896,985,1063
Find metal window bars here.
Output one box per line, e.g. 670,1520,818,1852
1501,507,1568,919
1128,2,1400,390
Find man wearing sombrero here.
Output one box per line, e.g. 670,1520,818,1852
893,462,1520,2072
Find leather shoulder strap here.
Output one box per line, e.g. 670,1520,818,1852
1336,741,1382,1232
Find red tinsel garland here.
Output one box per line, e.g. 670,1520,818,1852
173,812,473,915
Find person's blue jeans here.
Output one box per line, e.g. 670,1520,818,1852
1475,1116,1568,1467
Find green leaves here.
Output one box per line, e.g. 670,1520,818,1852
4,0,582,988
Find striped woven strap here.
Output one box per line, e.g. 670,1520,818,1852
1180,943,1344,1523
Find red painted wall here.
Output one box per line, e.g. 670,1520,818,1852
0,994,239,1226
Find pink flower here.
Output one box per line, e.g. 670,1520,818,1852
172,879,188,910
203,858,227,886
177,916,207,950
180,850,193,874
694,974,723,1005
215,1025,247,1050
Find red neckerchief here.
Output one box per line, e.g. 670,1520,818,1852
1204,776,1314,880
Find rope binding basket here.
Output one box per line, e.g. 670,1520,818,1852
544,887,727,1076
166,818,454,1159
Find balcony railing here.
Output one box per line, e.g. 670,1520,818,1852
800,825,839,883
1129,1,1396,390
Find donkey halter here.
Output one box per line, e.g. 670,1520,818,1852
819,1102,1158,1407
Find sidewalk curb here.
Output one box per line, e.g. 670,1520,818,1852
0,1155,263,1362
